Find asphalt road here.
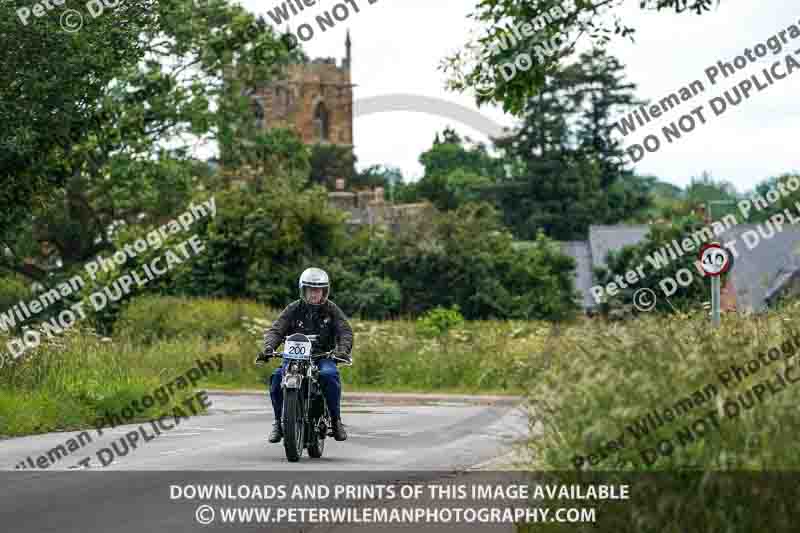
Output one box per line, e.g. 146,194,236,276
0,392,529,532
1,392,527,471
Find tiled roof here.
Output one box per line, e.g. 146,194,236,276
587,225,651,269
559,223,800,312
717,224,800,312
559,241,595,310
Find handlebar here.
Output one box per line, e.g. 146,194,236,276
276,350,352,365
258,333,352,366
257,352,351,367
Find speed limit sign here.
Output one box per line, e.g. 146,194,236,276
698,243,732,277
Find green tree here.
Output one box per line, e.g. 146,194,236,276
420,128,503,179
1,0,298,284
747,174,800,223
443,0,724,113
308,144,356,189
384,202,578,320
606,173,660,223
685,171,739,216
0,0,157,273
415,128,503,210
351,165,404,194
595,219,723,314
572,48,646,188
491,66,600,239
489,49,651,239
111,177,347,308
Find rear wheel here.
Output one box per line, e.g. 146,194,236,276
282,388,304,462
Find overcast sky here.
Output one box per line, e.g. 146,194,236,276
238,0,799,194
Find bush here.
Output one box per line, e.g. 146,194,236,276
385,203,579,320
335,275,402,320
0,275,30,315
416,305,464,339
114,295,271,344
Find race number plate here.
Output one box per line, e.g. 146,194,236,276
284,339,312,360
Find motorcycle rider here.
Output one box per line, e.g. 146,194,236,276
255,267,353,443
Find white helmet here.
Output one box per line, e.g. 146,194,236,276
299,267,330,306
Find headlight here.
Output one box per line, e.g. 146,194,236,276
284,375,300,388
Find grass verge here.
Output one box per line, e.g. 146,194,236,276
0,296,538,437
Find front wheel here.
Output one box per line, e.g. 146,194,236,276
308,419,326,458
282,388,304,462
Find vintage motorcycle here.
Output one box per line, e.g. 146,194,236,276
274,332,352,462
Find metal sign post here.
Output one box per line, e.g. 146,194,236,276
711,276,720,328
698,243,732,329
703,200,736,328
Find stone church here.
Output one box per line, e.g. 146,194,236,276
250,32,354,148
244,33,434,232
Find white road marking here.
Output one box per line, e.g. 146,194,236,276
159,448,192,456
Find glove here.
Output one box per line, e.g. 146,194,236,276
255,347,275,365
332,350,352,365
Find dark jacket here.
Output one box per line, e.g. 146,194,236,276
262,299,354,356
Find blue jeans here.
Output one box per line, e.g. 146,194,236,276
269,358,342,421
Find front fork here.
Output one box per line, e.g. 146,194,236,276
280,364,308,429
307,364,330,439
281,364,325,442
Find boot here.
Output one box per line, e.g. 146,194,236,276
331,417,347,441
268,420,283,443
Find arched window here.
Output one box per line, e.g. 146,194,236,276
313,102,330,142
252,99,265,129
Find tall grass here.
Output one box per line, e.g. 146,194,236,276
0,296,542,437
0,329,221,437
518,303,800,470
511,304,800,532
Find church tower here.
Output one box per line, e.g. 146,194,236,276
251,32,354,147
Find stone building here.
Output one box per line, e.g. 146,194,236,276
250,32,353,147
237,33,431,232
327,188,435,234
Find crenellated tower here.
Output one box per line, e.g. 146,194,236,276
250,32,354,147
